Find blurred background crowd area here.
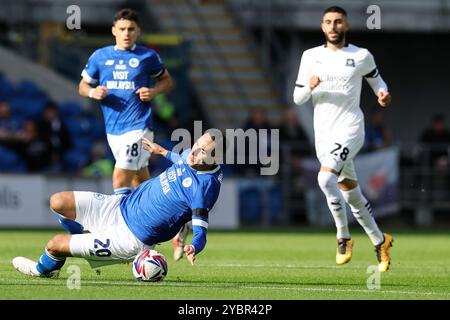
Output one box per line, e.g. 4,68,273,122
0,0,449,227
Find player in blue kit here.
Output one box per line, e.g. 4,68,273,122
78,8,190,260
79,8,173,196
12,132,223,277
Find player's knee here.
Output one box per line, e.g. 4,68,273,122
50,192,74,214
46,235,68,256
342,190,359,206
317,171,338,192
342,187,364,208
50,192,65,213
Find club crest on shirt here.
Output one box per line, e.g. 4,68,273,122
129,58,139,68
94,193,105,200
182,177,192,188
345,58,355,67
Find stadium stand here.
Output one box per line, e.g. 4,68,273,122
150,0,285,130
0,0,448,226
0,73,105,174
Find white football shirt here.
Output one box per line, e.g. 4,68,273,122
295,43,387,145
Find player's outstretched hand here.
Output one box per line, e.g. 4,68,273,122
309,75,321,90
91,86,108,100
142,138,167,156
184,245,196,266
378,91,392,107
136,87,157,102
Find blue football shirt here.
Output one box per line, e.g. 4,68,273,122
81,44,165,135
119,149,223,246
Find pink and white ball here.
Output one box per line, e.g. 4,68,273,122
132,249,168,282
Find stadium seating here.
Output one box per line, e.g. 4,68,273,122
239,179,283,225
0,76,104,174
61,108,104,172
269,187,283,224
239,186,262,224
0,74,15,101
63,149,90,174
0,145,26,173
58,101,84,118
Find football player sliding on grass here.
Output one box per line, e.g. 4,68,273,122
12,133,223,277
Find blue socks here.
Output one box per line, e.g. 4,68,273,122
36,249,66,274
41,210,78,275
55,211,84,234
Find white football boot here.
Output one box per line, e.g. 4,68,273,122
12,257,59,278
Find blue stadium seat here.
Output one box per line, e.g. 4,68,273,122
269,187,283,224
0,76,16,100
9,115,25,129
239,187,262,224
0,146,27,172
8,95,48,120
8,96,29,113
64,113,104,154
58,101,83,117
64,118,92,152
17,80,43,95
83,114,104,140
63,149,89,173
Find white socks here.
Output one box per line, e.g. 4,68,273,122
318,171,384,246
317,171,350,240
341,186,384,246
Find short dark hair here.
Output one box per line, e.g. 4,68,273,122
114,8,139,25
323,6,347,17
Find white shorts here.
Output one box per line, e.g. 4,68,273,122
315,135,364,182
107,129,154,171
69,191,152,267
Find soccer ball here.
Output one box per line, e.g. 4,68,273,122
132,249,168,282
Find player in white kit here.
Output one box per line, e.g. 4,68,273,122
293,6,393,272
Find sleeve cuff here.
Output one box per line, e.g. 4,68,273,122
81,70,98,85
151,68,166,79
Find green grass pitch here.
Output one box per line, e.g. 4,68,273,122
0,229,449,299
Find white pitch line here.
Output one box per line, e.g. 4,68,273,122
0,278,449,297
202,263,344,269
199,262,450,272
2,259,450,271
0,260,342,268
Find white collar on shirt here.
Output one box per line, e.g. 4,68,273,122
196,165,221,175
114,44,136,51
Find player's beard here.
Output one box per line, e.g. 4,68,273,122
325,31,346,45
